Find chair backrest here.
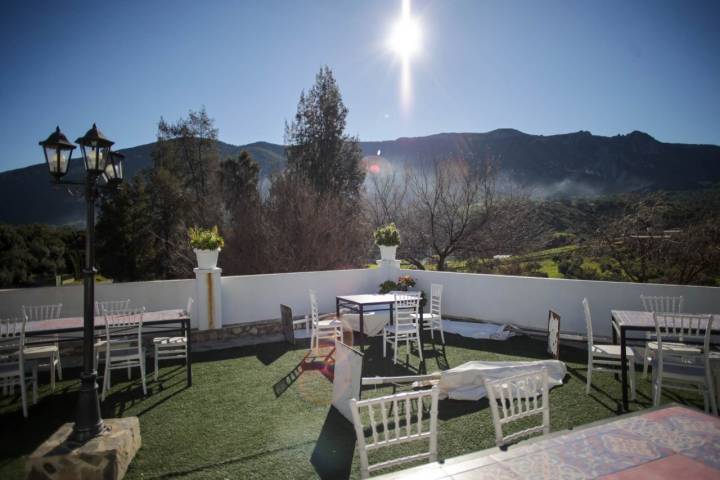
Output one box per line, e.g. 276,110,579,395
280,304,295,345
652,312,713,353
393,294,419,328
641,295,684,314
103,307,145,344
350,386,439,478
22,303,62,322
485,368,550,446
429,284,442,316
547,310,561,360
309,289,320,327
95,299,131,316
0,317,27,369
582,298,593,349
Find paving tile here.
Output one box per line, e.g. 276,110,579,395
452,462,520,480
500,449,590,479
599,454,720,480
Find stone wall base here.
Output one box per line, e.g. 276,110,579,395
26,417,141,480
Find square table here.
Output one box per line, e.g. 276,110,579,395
25,309,193,387
610,310,719,411
336,294,424,352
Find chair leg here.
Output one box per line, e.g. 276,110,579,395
705,363,718,416
642,349,650,378
416,334,423,361
102,362,110,401
439,322,445,344
50,352,56,392
585,363,592,395
56,352,62,381
32,364,38,404
154,345,159,382
652,372,662,407
20,372,28,418
393,336,398,365
383,330,387,358
140,355,147,396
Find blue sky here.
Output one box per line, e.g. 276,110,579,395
1,0,718,171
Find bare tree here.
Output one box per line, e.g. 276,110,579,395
400,158,496,271
364,169,408,228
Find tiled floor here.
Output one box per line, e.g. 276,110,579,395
374,405,720,480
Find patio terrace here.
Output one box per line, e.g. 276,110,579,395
1,265,719,479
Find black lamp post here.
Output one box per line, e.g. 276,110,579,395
39,124,123,443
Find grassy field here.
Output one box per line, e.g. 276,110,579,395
0,335,705,480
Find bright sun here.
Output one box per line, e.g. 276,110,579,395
388,0,421,60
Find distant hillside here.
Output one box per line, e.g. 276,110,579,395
1,129,718,225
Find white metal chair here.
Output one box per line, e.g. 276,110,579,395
583,298,636,400
309,290,342,353
153,298,192,381
640,295,685,377
383,293,422,364
412,284,445,343
22,304,62,391
349,386,439,479
94,300,132,371
1,317,38,418
101,307,147,401
485,368,550,447
651,312,717,414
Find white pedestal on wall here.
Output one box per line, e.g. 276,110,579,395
376,259,401,282
194,267,222,330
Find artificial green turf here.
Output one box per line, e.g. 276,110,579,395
0,334,705,479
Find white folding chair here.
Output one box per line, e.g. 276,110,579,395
583,298,636,400
411,284,445,344
22,304,62,391
94,300,132,372
486,368,550,447
383,293,422,364
651,312,717,414
153,298,191,381
350,386,439,479
101,308,147,401
309,290,342,353
640,295,685,377
0,317,38,418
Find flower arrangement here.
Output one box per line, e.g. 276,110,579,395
373,223,400,247
188,226,225,250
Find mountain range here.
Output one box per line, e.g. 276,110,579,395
1,129,718,225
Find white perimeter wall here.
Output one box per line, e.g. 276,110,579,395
0,279,195,326
220,268,386,324
1,267,718,337
406,269,720,337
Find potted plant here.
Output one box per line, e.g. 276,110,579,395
188,226,225,269
374,223,400,261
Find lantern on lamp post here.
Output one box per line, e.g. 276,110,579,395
39,124,123,443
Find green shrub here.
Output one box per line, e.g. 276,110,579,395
373,223,400,246
188,226,225,250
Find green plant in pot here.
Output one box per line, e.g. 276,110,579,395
188,226,224,269
374,223,400,261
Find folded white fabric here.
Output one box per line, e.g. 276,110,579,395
437,360,567,401
442,320,515,341
341,311,391,337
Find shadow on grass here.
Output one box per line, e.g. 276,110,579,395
311,406,357,480
272,348,336,398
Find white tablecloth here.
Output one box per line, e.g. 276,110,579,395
341,311,391,337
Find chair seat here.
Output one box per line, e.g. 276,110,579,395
384,324,419,334
411,313,441,321
95,338,132,348
108,348,145,361
646,341,701,355
153,336,187,345
23,345,59,357
317,319,342,327
592,344,635,358
653,361,707,380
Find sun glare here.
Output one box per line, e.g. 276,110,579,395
389,16,421,59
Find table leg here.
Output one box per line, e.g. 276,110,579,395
620,326,628,411
336,298,340,319
612,315,618,380
185,319,192,387
359,305,365,353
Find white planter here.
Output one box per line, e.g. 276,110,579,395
379,245,398,261
194,248,220,269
